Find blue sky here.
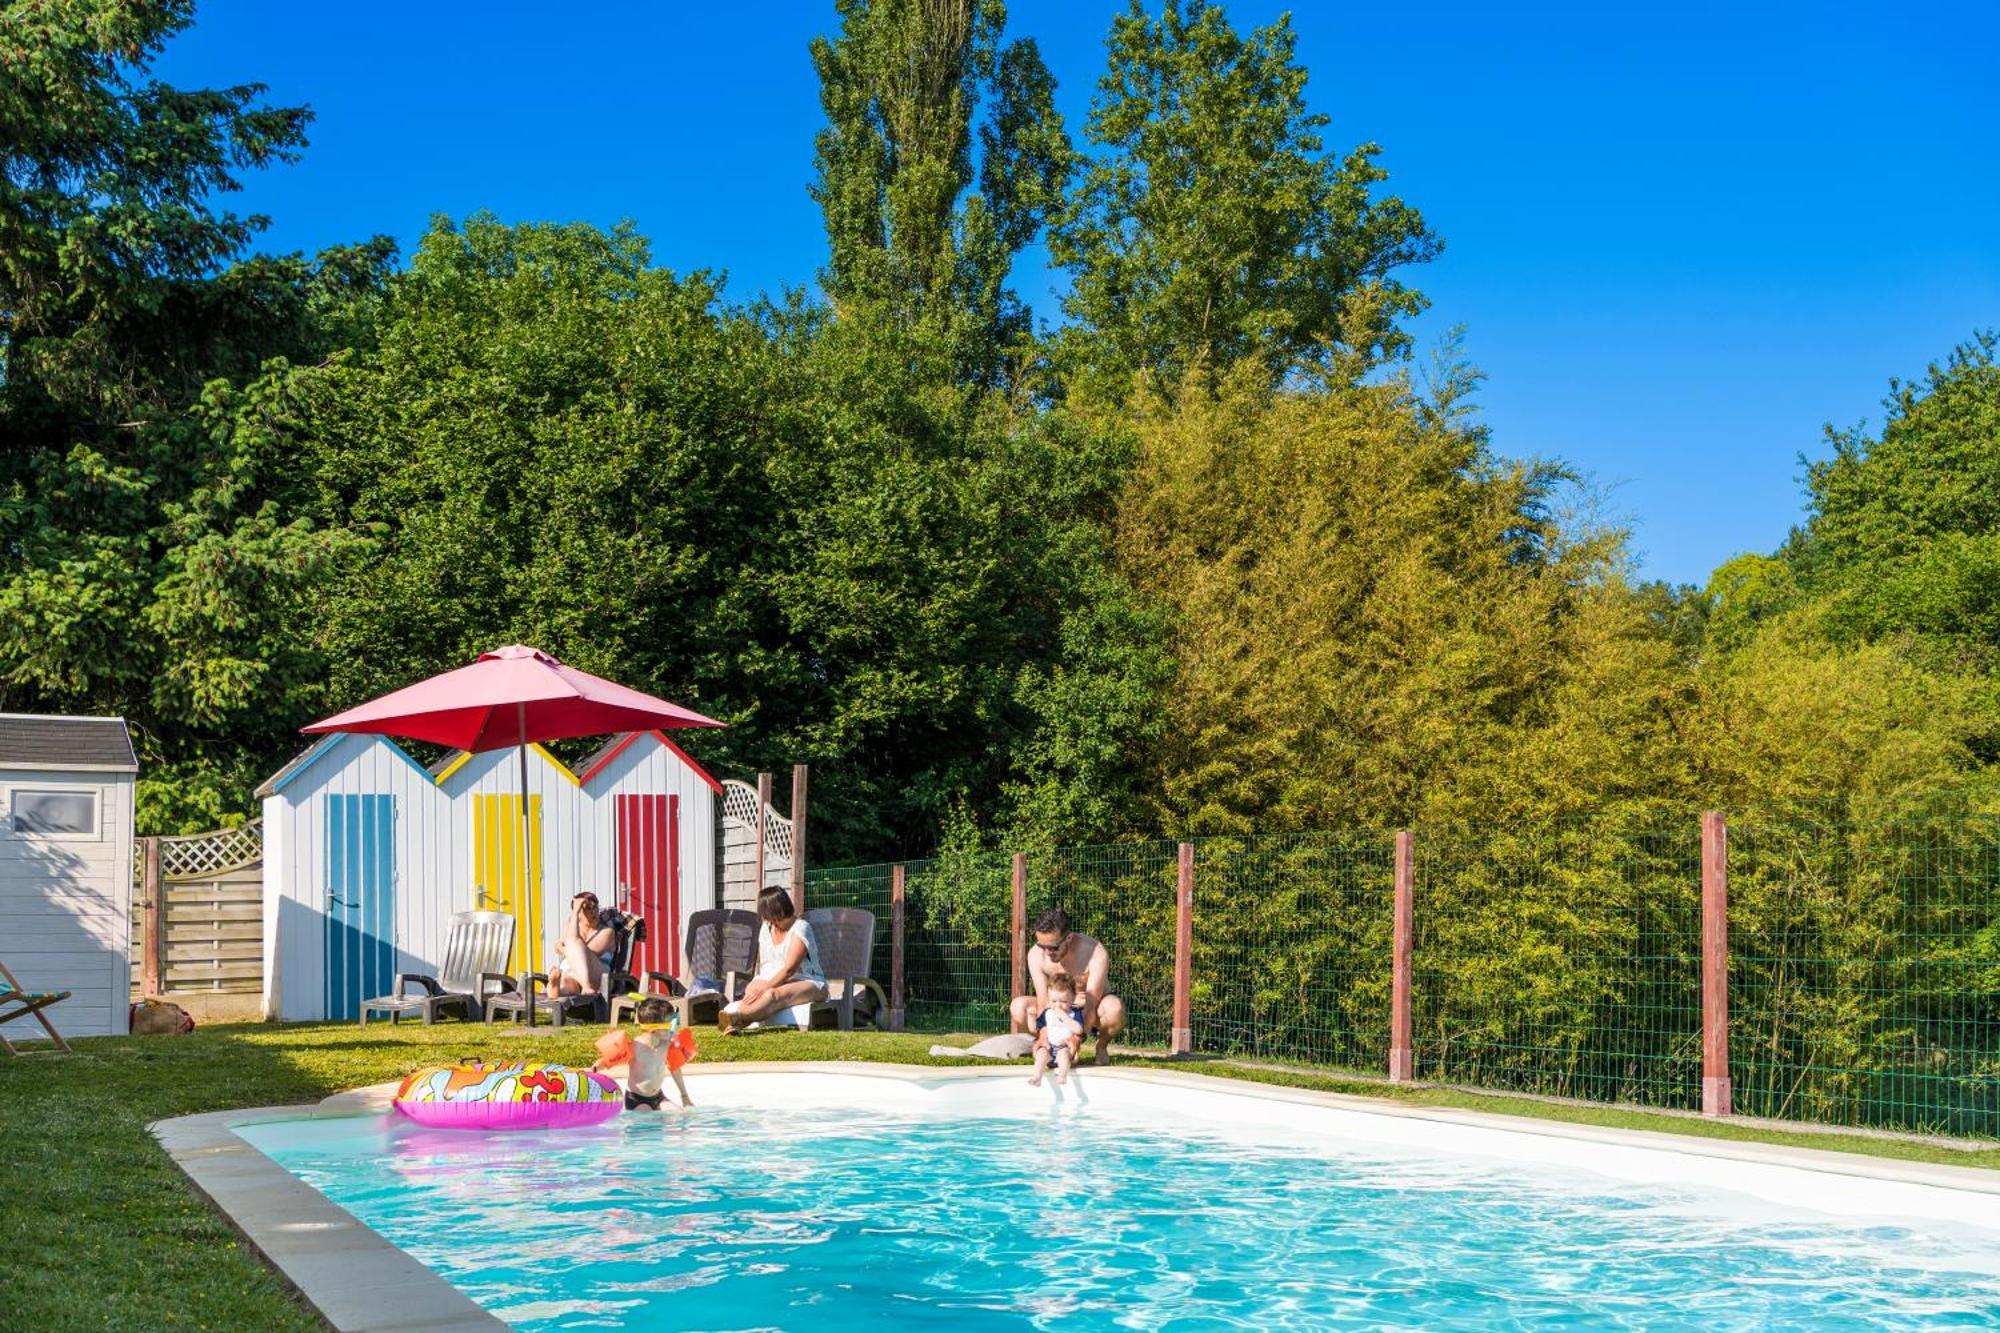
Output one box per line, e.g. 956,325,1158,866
159,2,1998,587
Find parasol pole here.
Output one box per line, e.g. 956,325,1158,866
517,701,531,970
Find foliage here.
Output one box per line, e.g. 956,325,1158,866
1109,365,1680,835
810,0,1069,386
1049,0,1438,401
0,3,393,824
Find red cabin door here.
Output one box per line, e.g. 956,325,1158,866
616,794,680,976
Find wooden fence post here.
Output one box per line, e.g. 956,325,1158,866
1389,830,1414,1083
754,771,771,893
141,836,163,997
1702,810,1732,1117
890,863,907,1032
1172,842,1194,1056
1010,852,1027,1003
789,764,808,914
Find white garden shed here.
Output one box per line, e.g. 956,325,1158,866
0,714,137,1041
258,730,721,1021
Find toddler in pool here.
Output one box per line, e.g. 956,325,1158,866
597,996,694,1111
1029,971,1085,1087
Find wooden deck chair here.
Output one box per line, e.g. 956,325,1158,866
804,907,889,1032
359,911,514,1025
0,958,73,1055
616,908,759,1028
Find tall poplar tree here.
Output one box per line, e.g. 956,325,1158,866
809,0,1070,384
1051,0,1440,401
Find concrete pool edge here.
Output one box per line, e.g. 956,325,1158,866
152,1088,501,1332
154,1062,2000,1331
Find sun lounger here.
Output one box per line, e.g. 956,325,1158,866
615,908,758,1028
804,906,889,1031
0,959,72,1055
488,915,643,1028
359,911,514,1025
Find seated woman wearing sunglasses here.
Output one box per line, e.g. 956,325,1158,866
1007,907,1126,1065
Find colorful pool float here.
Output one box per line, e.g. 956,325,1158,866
392,1060,621,1131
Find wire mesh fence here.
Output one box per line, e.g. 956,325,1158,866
1411,815,1703,1109
1728,816,2000,1136
804,811,2000,1138
1190,832,1393,1072
1028,841,1181,1048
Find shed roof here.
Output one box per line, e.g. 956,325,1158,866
0,714,137,773
256,732,431,798
576,729,723,793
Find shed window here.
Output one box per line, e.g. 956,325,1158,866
11,789,98,837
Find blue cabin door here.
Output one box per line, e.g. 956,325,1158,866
324,794,395,1019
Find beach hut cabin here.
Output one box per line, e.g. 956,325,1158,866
575,730,722,981
0,714,138,1041
259,730,721,1021
257,733,444,1022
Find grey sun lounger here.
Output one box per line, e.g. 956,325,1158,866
493,916,644,1029
623,908,759,1028
359,910,515,1025
804,906,890,1031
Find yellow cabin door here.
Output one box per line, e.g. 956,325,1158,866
472,794,543,974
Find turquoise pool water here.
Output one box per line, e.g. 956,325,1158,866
241,1102,2000,1330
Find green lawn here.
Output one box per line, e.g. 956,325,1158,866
3,1022,1995,1331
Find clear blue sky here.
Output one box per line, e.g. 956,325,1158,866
159,1,1999,587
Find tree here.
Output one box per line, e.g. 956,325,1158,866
0,2,393,829
0,0,313,420
1050,0,1439,402
1110,365,1675,835
809,0,1069,385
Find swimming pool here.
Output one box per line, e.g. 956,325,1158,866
227,1068,2000,1330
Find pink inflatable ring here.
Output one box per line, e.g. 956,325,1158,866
392,1061,621,1131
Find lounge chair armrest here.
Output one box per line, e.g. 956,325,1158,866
644,972,686,996
477,972,514,996
395,973,443,997
518,972,550,995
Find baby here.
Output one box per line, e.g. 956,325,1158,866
1029,971,1086,1087
599,997,693,1111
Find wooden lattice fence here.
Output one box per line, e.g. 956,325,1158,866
130,820,263,1001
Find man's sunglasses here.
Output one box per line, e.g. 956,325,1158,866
1036,933,1069,954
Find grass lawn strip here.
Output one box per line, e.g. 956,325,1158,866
3,1023,1994,1330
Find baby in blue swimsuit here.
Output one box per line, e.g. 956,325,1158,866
1029,971,1085,1087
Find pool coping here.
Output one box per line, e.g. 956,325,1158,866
152,1061,2000,1331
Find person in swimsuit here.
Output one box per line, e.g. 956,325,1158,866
548,892,619,997
1029,971,1085,1086
621,997,692,1111
1009,906,1127,1064
718,886,828,1033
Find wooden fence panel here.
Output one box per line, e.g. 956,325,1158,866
130,824,264,998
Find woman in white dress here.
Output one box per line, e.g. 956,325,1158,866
718,885,828,1032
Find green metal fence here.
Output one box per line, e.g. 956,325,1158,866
804,812,2000,1137
1728,816,2000,1136
1412,816,1702,1109
1190,832,1393,1071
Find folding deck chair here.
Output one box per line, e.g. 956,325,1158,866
0,959,72,1055
611,908,760,1027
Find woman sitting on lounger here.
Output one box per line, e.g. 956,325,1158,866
548,891,622,997
718,886,826,1033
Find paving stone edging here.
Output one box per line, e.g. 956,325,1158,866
152,1085,502,1332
